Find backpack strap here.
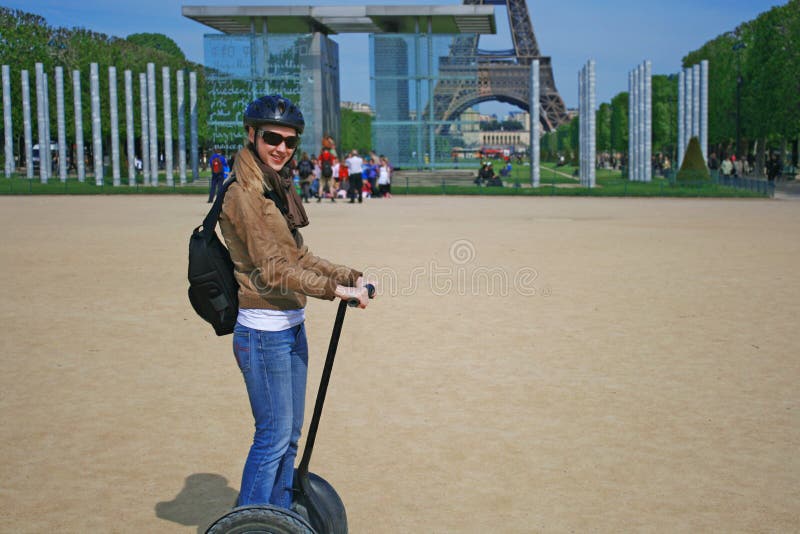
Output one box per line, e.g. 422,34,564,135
201,175,236,238
264,188,288,216
201,175,296,239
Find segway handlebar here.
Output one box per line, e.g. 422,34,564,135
299,282,375,476
347,283,376,307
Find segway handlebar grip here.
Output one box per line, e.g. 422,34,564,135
347,283,376,307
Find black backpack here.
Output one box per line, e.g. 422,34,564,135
298,159,313,178
188,178,239,336
321,158,333,178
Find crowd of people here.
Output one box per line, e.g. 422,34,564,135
208,134,394,204
204,142,791,206
709,152,785,182
473,160,506,187
472,157,514,187
303,135,394,203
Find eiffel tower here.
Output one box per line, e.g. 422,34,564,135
433,0,569,132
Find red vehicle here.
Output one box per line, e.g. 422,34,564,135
479,148,509,159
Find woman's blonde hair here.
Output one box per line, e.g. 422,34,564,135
232,145,268,194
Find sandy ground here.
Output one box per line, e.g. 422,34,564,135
0,194,798,533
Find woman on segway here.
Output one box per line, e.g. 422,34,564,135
218,94,373,510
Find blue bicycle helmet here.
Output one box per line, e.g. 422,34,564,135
243,94,305,135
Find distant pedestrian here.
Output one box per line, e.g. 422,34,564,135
297,152,314,203
767,152,782,182
475,161,494,186
345,150,364,204
208,148,227,203
364,156,377,194
720,156,733,177
377,156,392,198
733,156,743,178
336,158,347,197
318,141,335,202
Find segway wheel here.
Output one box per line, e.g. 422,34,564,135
205,504,315,534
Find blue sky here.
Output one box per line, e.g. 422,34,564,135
11,0,785,116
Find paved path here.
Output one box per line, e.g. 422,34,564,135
775,180,800,200
1,196,799,533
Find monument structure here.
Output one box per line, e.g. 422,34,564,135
432,0,569,133
183,5,490,159
183,2,568,168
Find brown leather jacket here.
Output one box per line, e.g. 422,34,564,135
220,148,361,311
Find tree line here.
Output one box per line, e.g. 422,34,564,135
684,0,799,168
0,7,210,168
542,0,799,170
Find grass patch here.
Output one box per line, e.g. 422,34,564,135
0,166,769,199
396,178,767,198
0,175,208,195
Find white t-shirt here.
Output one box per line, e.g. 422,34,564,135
237,308,305,331
345,156,364,174
378,165,391,185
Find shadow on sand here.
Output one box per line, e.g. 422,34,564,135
156,473,239,533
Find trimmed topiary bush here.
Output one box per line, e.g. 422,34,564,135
677,136,710,182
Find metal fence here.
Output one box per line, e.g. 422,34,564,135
712,173,775,197
388,167,776,198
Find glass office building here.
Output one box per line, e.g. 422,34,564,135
371,33,481,169
203,32,339,153
184,5,495,162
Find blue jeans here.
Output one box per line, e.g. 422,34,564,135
208,173,224,202
233,321,308,508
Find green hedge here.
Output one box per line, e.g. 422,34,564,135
395,180,767,198
0,176,208,195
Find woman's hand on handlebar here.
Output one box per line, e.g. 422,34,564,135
335,284,370,309
355,276,377,292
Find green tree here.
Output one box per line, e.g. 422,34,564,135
541,125,559,161
556,121,573,157
568,117,580,162
501,119,524,131
683,1,800,167
0,7,210,172
609,92,628,153
339,108,371,154
126,33,186,60
596,103,612,153
652,75,678,156
683,31,740,151
741,2,800,141
677,136,711,181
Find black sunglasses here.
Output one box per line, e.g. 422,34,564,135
258,129,300,149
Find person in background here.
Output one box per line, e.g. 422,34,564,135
208,148,228,203
475,161,494,186
322,134,337,158
297,152,314,203
733,155,744,178
364,156,378,195
345,149,364,204
310,155,321,200
720,156,733,177
336,157,349,199
318,141,335,203
767,152,782,182
377,155,392,198
500,160,512,178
